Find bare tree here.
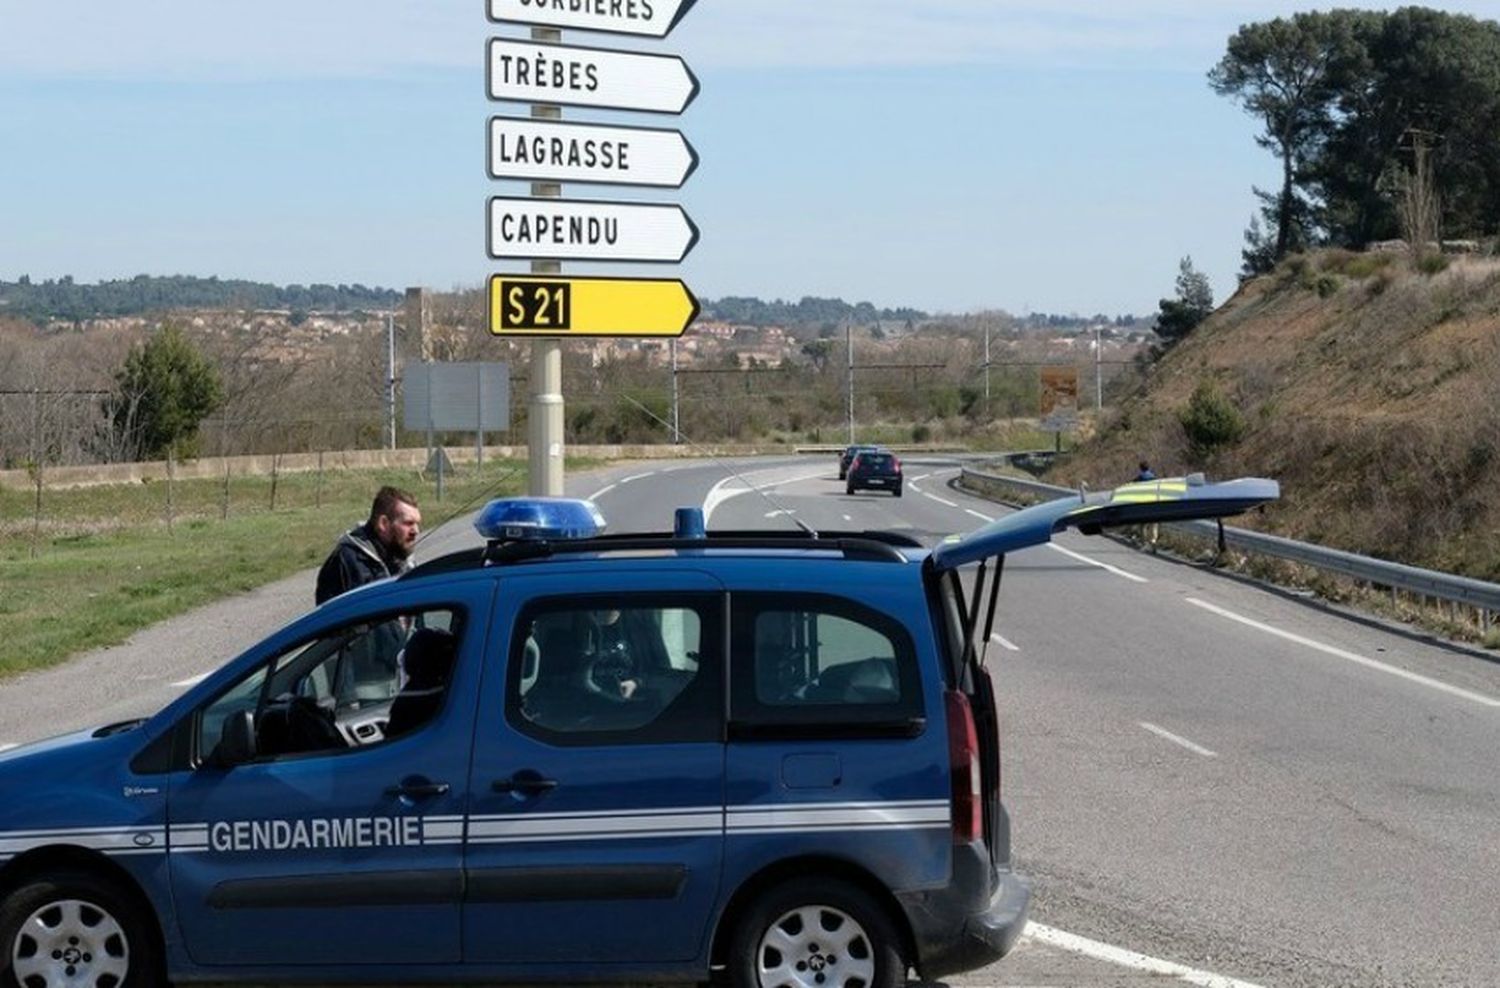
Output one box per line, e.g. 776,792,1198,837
9,346,78,556
1401,130,1442,262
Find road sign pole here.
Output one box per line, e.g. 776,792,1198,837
529,27,565,498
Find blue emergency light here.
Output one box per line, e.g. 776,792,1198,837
674,507,707,539
474,497,606,543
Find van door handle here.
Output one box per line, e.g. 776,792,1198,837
492,776,559,794
385,780,451,799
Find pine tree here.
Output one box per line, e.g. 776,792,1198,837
110,323,223,460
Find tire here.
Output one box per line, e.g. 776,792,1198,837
845,485,856,496
0,869,162,988
728,876,904,988
893,487,902,498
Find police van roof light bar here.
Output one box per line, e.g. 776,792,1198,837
473,497,607,544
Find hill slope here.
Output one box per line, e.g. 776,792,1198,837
1055,251,1500,582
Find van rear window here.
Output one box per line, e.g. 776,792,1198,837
730,593,923,737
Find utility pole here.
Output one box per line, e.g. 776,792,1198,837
1094,326,1103,414
845,321,855,443
670,338,681,444
984,321,992,415
386,311,396,450
528,26,565,497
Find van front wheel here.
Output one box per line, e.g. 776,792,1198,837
0,870,162,988
729,876,904,988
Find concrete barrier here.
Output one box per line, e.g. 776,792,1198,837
2,443,985,491
0,444,776,491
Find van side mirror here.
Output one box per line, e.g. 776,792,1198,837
211,710,257,768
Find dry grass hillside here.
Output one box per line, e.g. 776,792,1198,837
1054,250,1500,582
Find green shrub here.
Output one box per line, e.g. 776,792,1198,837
1318,249,1358,273
1282,254,1323,292
1315,274,1341,298
1318,250,1395,279
927,387,962,419
1368,267,1397,296
1417,252,1451,275
1341,253,1395,279
1178,380,1245,461
911,423,933,443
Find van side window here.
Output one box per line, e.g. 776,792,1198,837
507,595,722,746
197,607,462,763
731,594,924,736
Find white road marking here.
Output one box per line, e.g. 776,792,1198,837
1048,543,1148,584
910,473,932,483
924,493,959,508
1185,598,1500,709
765,510,796,519
702,468,826,523
989,632,1020,652
1140,722,1219,758
620,472,655,484
966,509,994,523
0,744,18,754
1025,922,1266,988
171,673,210,688
587,483,618,500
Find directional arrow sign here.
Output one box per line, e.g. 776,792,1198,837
489,275,699,338
488,196,698,263
489,118,698,188
489,0,699,38
487,38,698,115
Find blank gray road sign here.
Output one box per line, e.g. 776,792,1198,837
404,362,511,432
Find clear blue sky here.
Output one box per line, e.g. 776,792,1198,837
2,1,1497,315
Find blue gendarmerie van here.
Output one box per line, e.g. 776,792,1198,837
0,477,1277,988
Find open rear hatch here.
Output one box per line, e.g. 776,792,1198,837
925,475,1280,866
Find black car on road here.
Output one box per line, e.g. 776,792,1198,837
847,449,903,496
839,444,883,480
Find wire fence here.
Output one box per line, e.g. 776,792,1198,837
2,350,1147,471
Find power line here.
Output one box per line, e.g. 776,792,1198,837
0,389,111,396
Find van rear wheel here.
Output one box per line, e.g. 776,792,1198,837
0,870,161,988
729,876,903,988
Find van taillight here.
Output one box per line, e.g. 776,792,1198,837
945,690,982,843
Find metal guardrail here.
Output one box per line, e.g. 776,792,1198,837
959,465,1500,622
791,444,970,456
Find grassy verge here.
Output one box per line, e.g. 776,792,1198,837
0,458,564,679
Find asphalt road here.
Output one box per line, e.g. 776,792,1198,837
3,456,1498,987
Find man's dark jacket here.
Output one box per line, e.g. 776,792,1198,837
315,523,408,605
